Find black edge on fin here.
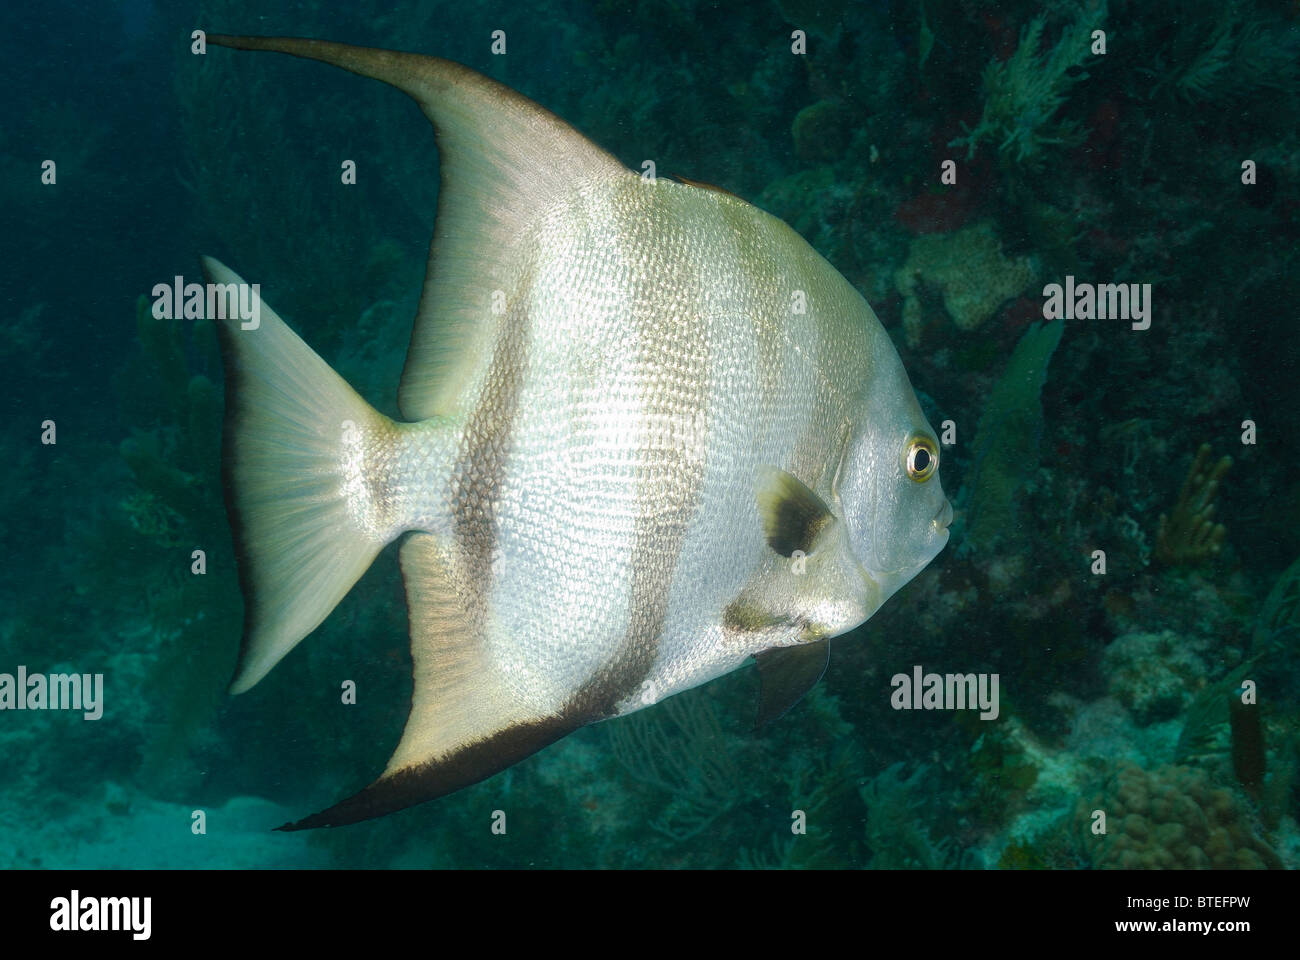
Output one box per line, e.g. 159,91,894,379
276,716,574,830
277,533,597,830
754,640,830,730
757,467,834,557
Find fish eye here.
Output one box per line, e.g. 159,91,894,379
905,435,938,482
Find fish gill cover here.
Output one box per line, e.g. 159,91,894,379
0,0,1296,873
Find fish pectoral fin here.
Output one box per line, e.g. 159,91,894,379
756,466,835,557
278,533,575,830
754,640,830,730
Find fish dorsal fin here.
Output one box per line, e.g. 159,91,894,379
280,532,579,829
206,35,628,421
754,641,830,729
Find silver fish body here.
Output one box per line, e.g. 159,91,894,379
201,35,950,827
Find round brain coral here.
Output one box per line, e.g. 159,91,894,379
1077,765,1280,869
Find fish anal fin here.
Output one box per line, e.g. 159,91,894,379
281,532,578,828
754,640,830,730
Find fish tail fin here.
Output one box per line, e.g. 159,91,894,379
201,256,401,694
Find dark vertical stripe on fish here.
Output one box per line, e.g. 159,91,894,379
451,299,530,617
568,187,711,715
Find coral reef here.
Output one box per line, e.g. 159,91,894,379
1077,765,1280,869
1253,554,1300,657
1157,2,1300,104
736,742,867,869
1103,629,1211,726
894,221,1036,345
861,764,965,870
791,100,851,165
607,690,743,841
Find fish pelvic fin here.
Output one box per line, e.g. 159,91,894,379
279,532,580,829
202,256,402,694
754,640,830,730
205,34,629,423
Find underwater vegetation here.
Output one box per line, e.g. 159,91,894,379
2,0,1297,868
953,3,1104,169
960,318,1063,555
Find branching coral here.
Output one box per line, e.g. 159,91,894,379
861,764,963,869
1160,2,1300,104
1155,444,1231,565
736,742,864,869
1253,554,1300,654
1175,663,1246,756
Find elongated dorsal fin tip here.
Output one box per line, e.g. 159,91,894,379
207,34,628,422
674,175,737,197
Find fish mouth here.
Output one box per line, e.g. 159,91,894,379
934,499,953,530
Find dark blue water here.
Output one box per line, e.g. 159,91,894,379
2,0,1297,869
